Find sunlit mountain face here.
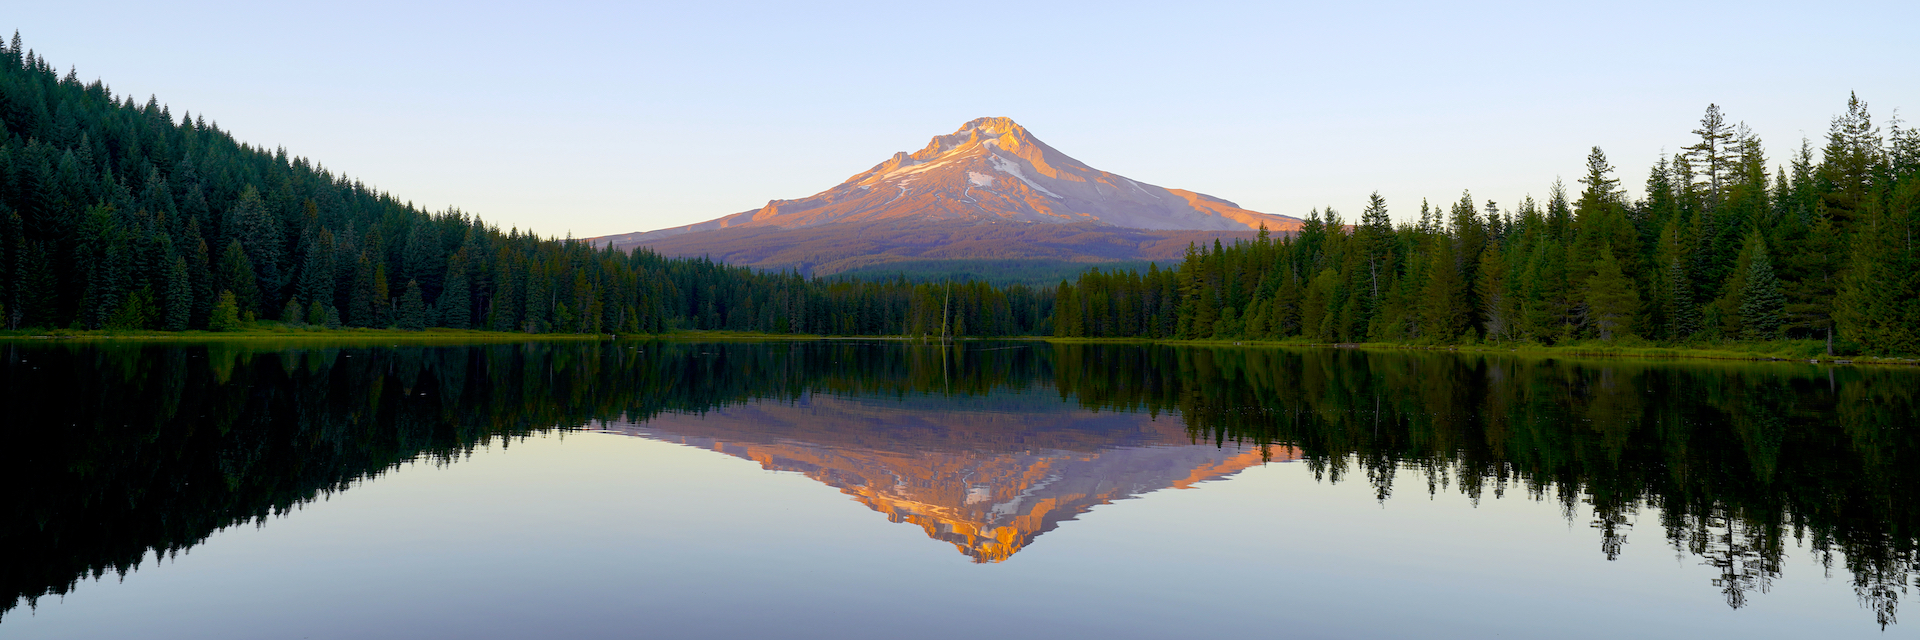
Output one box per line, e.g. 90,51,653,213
591,394,1292,562
588,118,1303,275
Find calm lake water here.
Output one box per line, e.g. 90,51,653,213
4,340,1917,639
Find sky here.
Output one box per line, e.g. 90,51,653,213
9,1,1919,237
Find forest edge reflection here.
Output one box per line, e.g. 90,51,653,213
2,341,1915,627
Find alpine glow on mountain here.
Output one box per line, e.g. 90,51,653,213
589,118,1302,275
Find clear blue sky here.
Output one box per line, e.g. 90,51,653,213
10,1,1918,237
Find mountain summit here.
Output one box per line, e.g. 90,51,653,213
624,117,1300,240
591,118,1301,276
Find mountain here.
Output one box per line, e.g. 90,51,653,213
591,117,1301,276
590,393,1293,562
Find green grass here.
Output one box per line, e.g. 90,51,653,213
0,322,610,344
1049,335,1920,366
9,323,1914,367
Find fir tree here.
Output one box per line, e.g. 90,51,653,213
207,291,241,331
1738,233,1785,340
348,253,377,327
440,258,472,329
280,298,305,326
1475,243,1512,341
1656,221,1701,341
401,218,444,298
1583,246,1639,341
398,279,426,330
296,228,331,307
1419,238,1469,342
163,255,190,331
217,240,261,316
229,185,283,307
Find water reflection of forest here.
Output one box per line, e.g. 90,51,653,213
2,342,1915,626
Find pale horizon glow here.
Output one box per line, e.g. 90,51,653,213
8,1,1918,238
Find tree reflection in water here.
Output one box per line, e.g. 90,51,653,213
2,341,1915,626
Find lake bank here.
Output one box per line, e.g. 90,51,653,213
8,326,1917,367
1040,336,1920,367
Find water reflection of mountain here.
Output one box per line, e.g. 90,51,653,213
592,393,1291,562
6,341,1920,627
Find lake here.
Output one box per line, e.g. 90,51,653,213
3,340,1916,639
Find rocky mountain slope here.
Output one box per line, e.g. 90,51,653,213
591,118,1300,275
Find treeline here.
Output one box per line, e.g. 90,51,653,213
0,34,1048,337
1055,98,1920,355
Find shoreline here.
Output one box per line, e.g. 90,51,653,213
5,328,1916,367
1036,336,1920,367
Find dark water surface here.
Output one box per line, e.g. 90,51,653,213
4,341,1918,638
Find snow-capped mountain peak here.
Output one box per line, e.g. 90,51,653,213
611,117,1300,242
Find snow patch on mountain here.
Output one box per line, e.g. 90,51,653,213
968,171,997,187
987,154,1062,199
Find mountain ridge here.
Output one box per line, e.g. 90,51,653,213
590,118,1300,274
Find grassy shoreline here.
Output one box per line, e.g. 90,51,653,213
1040,335,1920,366
5,326,1915,366
0,324,609,343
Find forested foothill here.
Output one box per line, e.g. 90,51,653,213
0,34,1047,338
1055,99,1920,357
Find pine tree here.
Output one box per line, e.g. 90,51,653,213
1475,243,1512,341
1419,238,1469,342
1833,196,1917,354
296,228,332,307
1357,192,1393,305
76,205,128,329
1738,232,1785,340
1781,203,1841,340
186,222,213,328
280,299,304,326
1818,93,1880,226
348,253,378,327
1583,246,1640,341
208,291,241,332
229,185,283,307
398,280,426,330
1449,192,1488,334
373,263,391,326
163,255,190,331
1656,221,1701,341
401,218,444,298
217,239,261,316
441,257,472,329
19,242,59,328
1684,104,1739,201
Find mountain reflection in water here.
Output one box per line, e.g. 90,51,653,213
2,341,1918,629
593,395,1292,563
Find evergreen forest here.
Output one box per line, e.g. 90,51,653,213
3,32,1917,356
0,35,1049,338
1055,99,1920,356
